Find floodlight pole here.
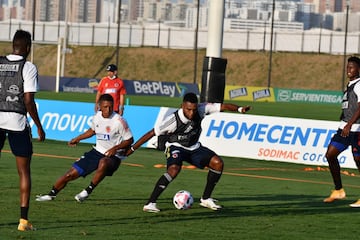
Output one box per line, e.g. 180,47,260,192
31,0,36,62
116,0,122,67
193,0,200,84
61,0,69,77
200,0,226,103
267,0,275,88
342,2,350,91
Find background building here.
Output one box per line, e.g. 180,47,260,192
0,0,359,32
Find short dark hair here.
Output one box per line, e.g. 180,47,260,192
348,56,360,67
99,94,114,103
13,30,32,49
183,92,198,103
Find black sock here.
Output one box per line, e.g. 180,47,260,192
48,186,59,196
20,207,28,220
202,169,222,199
85,182,97,194
147,173,172,204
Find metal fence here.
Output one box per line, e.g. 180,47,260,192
1,20,360,54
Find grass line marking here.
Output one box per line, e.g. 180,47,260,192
3,149,360,189
220,170,360,189
1,149,144,168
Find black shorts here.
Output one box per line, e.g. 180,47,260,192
73,148,121,177
165,144,216,169
330,129,360,156
0,126,33,157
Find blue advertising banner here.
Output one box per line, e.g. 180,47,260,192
38,76,199,97
29,99,160,144
124,80,198,97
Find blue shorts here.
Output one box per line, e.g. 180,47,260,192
165,144,216,169
330,129,360,156
73,148,121,177
0,126,33,157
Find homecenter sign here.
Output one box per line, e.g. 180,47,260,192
198,113,355,169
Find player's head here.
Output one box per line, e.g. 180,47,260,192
347,56,360,79
99,94,114,118
12,30,32,58
106,64,118,78
348,56,360,67
183,92,198,104
181,92,198,120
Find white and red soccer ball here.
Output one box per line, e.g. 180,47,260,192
173,190,194,210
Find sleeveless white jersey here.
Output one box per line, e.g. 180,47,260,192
91,111,133,157
154,102,221,150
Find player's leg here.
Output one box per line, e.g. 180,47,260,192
188,146,223,210
7,128,36,231
199,154,223,210
349,133,360,207
325,145,343,189
143,146,184,212
15,155,33,229
203,154,223,199
143,164,181,212
75,157,121,202
36,167,80,201
0,129,5,156
323,130,348,202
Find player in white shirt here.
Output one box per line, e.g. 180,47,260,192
36,94,133,203
0,30,45,232
127,92,250,212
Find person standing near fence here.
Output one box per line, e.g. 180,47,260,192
0,29,46,231
95,64,126,116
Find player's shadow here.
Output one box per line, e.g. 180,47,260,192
5,194,355,231
138,194,358,224
91,49,117,79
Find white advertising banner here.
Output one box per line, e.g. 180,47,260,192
199,113,356,169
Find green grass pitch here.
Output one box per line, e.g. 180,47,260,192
1,92,359,239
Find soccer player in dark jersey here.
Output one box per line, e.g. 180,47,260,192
127,92,250,212
323,56,360,207
0,30,46,231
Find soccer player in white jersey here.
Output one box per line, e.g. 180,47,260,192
36,94,133,203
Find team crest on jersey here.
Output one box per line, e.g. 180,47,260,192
171,150,180,159
106,126,111,133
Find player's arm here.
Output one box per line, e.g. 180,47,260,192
95,90,101,112
104,137,134,157
68,128,96,146
118,93,125,116
94,79,104,112
24,92,45,141
220,103,251,113
126,129,156,156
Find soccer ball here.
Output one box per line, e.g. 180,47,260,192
173,190,194,210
